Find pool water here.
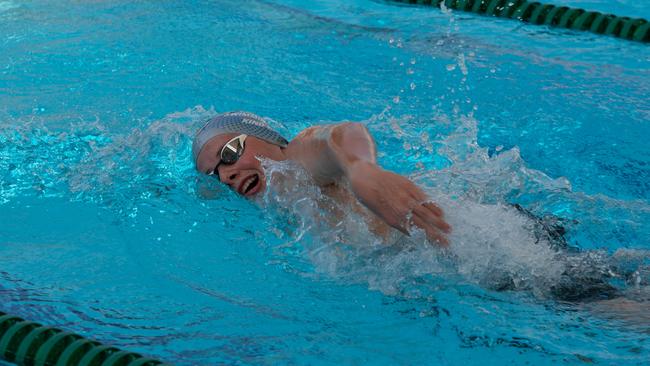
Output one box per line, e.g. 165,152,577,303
1,0,649,365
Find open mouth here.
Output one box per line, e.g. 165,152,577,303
239,174,260,196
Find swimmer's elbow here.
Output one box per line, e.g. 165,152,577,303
330,122,377,168
338,122,370,136
290,122,377,183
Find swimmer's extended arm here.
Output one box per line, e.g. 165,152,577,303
287,123,451,245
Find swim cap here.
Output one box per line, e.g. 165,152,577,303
192,111,289,164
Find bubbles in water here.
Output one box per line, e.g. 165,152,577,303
389,37,403,48
457,53,468,76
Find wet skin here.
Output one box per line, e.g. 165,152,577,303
195,123,451,245
196,133,285,197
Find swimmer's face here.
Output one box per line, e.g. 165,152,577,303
196,134,284,197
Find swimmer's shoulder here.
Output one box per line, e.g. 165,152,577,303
292,124,334,142
285,124,335,167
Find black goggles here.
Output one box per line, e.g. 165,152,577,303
208,134,247,179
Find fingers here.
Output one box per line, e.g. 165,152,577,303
405,185,450,232
405,200,452,247
411,214,449,247
412,202,452,233
422,201,444,218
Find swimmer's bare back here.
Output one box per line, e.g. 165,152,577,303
285,122,451,246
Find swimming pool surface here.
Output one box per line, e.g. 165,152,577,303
1,0,649,365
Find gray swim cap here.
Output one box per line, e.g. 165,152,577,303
192,111,289,164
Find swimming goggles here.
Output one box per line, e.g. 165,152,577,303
209,134,247,179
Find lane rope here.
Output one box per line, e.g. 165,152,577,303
0,311,171,366
385,0,650,42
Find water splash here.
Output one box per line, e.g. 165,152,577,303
250,109,649,302
0,106,216,210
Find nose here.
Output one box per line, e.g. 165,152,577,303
218,164,239,186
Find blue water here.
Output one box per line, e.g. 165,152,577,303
1,0,649,365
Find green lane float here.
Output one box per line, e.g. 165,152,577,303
0,311,170,366
385,0,650,42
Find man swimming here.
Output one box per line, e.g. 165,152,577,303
192,112,650,306
192,111,452,245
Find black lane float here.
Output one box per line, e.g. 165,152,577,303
385,0,650,42
0,311,170,366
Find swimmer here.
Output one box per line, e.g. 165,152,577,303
192,112,650,309
192,111,452,245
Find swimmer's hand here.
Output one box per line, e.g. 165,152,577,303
348,161,451,246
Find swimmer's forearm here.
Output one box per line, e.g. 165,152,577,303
289,122,451,244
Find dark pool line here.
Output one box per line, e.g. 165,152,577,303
0,311,169,366
385,0,650,42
